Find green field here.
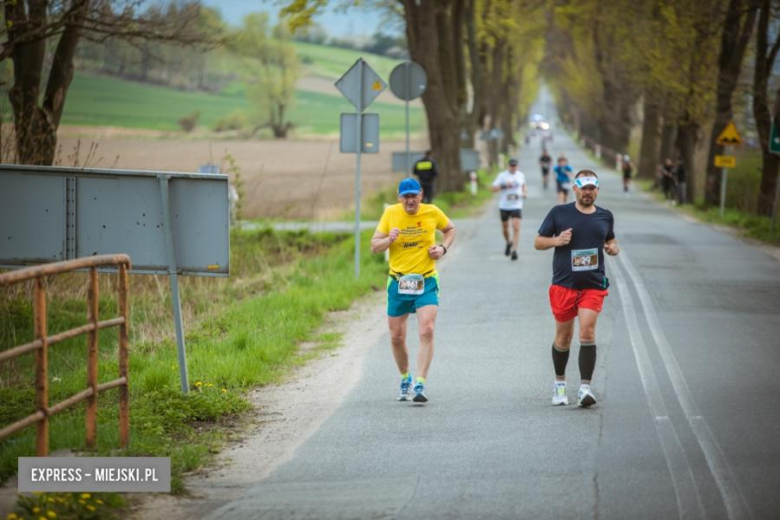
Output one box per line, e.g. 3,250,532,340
292,42,402,80
61,73,425,136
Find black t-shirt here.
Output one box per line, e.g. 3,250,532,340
540,155,552,166
537,202,615,290
413,157,438,183
676,164,686,183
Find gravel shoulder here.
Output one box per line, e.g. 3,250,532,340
128,290,388,520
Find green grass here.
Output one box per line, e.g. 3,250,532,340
1,227,389,513
635,149,780,245
292,42,402,81
61,73,425,136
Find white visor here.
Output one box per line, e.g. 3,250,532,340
575,176,599,188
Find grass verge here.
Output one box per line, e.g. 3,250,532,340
1,227,388,517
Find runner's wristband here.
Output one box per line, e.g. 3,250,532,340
439,244,447,255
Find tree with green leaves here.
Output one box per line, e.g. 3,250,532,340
752,0,780,216
2,0,213,165
230,13,300,138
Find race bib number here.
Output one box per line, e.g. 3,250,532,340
508,193,520,201
571,249,598,271
561,182,572,190
398,274,425,295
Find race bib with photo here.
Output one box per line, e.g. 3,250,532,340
398,274,425,295
571,248,598,271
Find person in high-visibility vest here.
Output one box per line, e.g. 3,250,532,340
412,150,439,203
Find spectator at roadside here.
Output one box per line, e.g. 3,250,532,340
675,157,686,205
661,158,676,204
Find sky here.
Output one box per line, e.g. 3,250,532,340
201,0,399,38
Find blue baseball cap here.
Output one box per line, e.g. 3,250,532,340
398,178,422,196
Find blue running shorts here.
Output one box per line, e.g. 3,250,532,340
386,274,440,317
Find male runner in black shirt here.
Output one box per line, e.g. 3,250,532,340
539,149,552,190
534,170,619,407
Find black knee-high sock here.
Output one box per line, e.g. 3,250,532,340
552,343,570,377
579,344,597,381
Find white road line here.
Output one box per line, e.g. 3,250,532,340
618,250,753,520
612,261,705,520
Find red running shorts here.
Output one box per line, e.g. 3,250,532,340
548,285,609,322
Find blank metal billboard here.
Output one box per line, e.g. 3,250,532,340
0,165,229,276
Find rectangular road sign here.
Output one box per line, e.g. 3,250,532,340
392,149,481,173
714,155,736,168
340,113,380,153
771,120,780,154
0,165,229,276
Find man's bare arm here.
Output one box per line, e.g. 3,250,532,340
371,229,398,254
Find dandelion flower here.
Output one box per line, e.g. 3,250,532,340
46,511,57,519
80,493,91,500
96,499,104,505
33,507,40,514
86,505,96,512
7,513,19,520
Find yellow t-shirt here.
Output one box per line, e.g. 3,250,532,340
377,203,450,276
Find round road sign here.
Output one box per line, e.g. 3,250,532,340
389,61,427,101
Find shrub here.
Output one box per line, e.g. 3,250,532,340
213,110,249,132
177,111,200,133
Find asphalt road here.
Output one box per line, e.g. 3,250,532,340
208,97,780,519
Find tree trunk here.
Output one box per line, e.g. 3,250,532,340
659,122,677,165
7,0,88,165
462,0,485,148
677,123,700,204
705,0,758,206
404,0,464,192
638,97,662,179
752,0,780,216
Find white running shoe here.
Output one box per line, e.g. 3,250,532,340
578,384,597,407
552,381,568,406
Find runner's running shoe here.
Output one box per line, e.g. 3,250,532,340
552,381,568,406
505,242,512,256
397,374,413,401
578,384,597,407
412,382,428,403
511,250,518,261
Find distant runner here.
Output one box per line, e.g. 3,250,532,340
554,156,573,204
371,178,456,403
413,150,439,203
621,155,634,193
539,149,552,190
534,170,619,407
491,157,527,261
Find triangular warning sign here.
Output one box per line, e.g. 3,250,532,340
716,121,742,146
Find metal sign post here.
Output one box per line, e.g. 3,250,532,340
336,58,386,278
715,122,742,218
354,60,363,279
0,164,230,395
389,61,427,175
720,146,729,218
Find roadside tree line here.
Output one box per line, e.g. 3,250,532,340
0,1,305,165
546,0,779,216
283,0,545,192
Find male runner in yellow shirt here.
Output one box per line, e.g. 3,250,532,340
371,178,456,403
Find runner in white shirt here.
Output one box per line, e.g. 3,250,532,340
491,157,528,261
